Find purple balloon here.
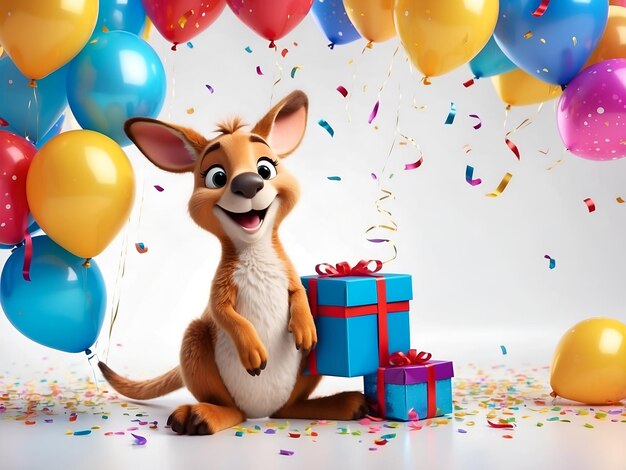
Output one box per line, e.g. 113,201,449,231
557,59,626,161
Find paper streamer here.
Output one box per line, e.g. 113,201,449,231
505,137,520,160
544,255,556,269
444,102,457,125
404,156,423,171
584,198,596,213
485,172,512,197
318,119,334,137
368,100,380,124
465,165,482,186
469,114,482,130
531,0,550,17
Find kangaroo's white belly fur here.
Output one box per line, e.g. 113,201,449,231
214,242,301,418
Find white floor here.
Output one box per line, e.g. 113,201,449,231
1,331,624,470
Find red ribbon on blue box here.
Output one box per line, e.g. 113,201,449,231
306,259,392,375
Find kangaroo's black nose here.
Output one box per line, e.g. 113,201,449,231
231,172,264,199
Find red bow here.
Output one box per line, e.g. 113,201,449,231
315,259,383,277
388,349,432,366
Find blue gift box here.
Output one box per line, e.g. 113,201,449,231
300,273,412,377
363,360,454,421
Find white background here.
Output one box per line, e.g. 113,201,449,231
0,8,625,470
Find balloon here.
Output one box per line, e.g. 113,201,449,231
143,0,226,46
227,0,313,45
0,130,36,245
35,114,65,150
494,0,608,86
94,0,146,36
343,0,395,43
0,56,68,144
0,0,98,80
491,68,562,107
557,59,626,161
586,6,626,69
394,0,498,78
311,0,360,48
610,0,626,6
66,31,166,147
550,318,626,405
470,36,517,79
26,130,135,259
0,235,106,353
0,215,40,250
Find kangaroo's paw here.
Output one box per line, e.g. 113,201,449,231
288,313,317,352
335,391,370,420
167,403,245,435
237,338,268,376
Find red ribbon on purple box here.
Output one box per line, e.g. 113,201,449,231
375,349,438,419
306,259,390,375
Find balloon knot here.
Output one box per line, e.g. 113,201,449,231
422,76,432,86
560,84,567,92
549,390,557,398
366,41,373,49
171,43,178,51
82,258,91,268
268,40,276,49
28,79,37,88
327,43,335,50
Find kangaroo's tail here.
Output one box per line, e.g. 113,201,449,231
98,362,183,400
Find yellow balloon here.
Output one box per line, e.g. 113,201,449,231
0,0,98,80
491,68,562,107
551,318,626,405
586,6,626,69
394,0,499,78
343,0,396,43
26,130,135,259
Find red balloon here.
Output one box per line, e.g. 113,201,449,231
227,0,313,44
0,130,36,245
141,0,226,46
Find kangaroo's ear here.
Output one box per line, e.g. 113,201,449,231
124,118,208,173
251,90,308,158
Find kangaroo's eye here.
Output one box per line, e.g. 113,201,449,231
257,157,278,180
203,165,227,188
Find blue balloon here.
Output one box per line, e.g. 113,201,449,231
35,114,65,149
311,0,361,47
0,235,106,353
94,0,147,36
494,0,608,85
66,31,166,146
469,36,516,79
0,55,68,144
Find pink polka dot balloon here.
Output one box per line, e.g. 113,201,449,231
557,58,626,161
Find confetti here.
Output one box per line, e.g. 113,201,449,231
584,198,596,213
205,84,214,94
502,434,514,439
524,31,533,39
234,431,244,437
465,165,482,186
288,432,301,438
186,42,194,48
281,48,288,57
186,107,194,114
444,102,457,125
485,172,513,198
279,450,294,456
458,429,468,433
584,423,594,428
135,243,148,254
544,255,556,270
531,0,550,17
469,114,482,130
178,10,193,28
0,117,8,126
256,66,263,75
73,430,91,436
131,433,147,445
463,78,475,87
327,176,341,181
546,159,562,171
487,420,515,429
617,197,625,203
404,156,423,171
374,438,388,446
505,137,520,160
336,85,348,97
244,46,252,53
290,66,302,78
500,345,508,355
318,119,334,137
368,100,380,124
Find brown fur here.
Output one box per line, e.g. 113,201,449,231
99,91,368,435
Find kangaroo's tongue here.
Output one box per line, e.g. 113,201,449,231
231,210,261,229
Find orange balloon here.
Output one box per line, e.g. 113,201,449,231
550,317,626,405
586,6,626,69
491,68,562,107
343,0,395,43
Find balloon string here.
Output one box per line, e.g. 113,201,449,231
345,41,373,123
21,223,32,281
85,348,100,394
269,44,283,107
25,83,41,144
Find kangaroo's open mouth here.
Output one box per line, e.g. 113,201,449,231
220,207,268,232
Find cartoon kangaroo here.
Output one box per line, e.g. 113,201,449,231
98,91,368,435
